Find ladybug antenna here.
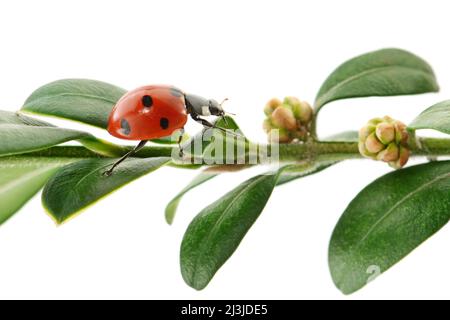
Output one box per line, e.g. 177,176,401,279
219,98,229,107
219,98,230,126
219,98,236,116
218,98,238,126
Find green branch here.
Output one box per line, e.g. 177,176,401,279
8,137,450,164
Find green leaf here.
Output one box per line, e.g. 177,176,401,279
22,79,126,128
409,100,450,134
180,173,278,290
0,111,90,157
165,172,218,225
0,157,77,225
315,48,439,110
179,161,338,290
42,157,170,224
329,161,450,294
322,131,359,142
277,161,339,185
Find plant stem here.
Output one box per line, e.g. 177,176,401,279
10,136,450,166
278,141,361,162
409,137,450,156
310,109,320,140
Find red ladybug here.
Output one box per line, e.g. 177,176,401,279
105,85,228,175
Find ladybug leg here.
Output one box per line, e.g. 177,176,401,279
178,127,185,157
190,114,224,131
103,140,148,176
191,114,241,137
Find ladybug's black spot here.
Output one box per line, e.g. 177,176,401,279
170,87,183,98
160,117,169,130
120,118,131,135
142,95,153,108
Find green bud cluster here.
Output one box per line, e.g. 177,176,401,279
263,97,313,143
358,116,410,169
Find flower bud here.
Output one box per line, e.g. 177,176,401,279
375,122,395,144
291,100,313,124
376,142,399,162
394,121,408,144
358,141,376,159
359,124,375,142
368,117,384,126
271,106,297,131
358,116,410,169
264,98,282,116
284,97,311,120
389,146,410,169
365,132,384,154
263,96,313,143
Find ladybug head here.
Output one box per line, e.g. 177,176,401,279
208,99,225,116
185,94,228,117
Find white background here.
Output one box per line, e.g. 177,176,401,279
0,0,449,300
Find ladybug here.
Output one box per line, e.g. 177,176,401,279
104,85,229,175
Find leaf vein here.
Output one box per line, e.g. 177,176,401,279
0,166,53,194
358,172,450,244
190,175,271,284
316,66,433,108
26,92,118,106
